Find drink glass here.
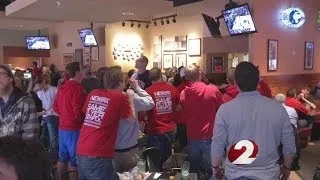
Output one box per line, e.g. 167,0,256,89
181,161,190,179
137,159,146,173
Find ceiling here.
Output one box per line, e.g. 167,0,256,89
6,0,177,23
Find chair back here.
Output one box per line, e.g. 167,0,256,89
142,147,165,172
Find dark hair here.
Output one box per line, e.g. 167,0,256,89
39,74,51,84
128,69,135,78
96,67,109,89
173,66,184,87
0,65,15,86
65,62,80,79
32,62,38,67
287,89,297,98
0,136,51,180
235,62,259,92
149,68,162,81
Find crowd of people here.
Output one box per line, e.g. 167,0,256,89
0,55,318,180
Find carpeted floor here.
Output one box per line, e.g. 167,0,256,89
296,141,320,180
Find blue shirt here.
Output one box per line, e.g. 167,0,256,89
211,91,296,179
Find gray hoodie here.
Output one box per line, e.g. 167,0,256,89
115,87,154,149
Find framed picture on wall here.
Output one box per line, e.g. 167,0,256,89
83,54,91,67
267,39,278,71
175,53,187,67
304,41,314,70
211,57,224,73
63,53,74,65
163,35,187,52
163,54,173,69
188,38,201,56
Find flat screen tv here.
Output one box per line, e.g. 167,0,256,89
202,13,221,38
78,28,98,47
222,3,257,36
26,36,50,50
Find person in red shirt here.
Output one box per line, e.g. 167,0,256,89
145,68,180,159
32,62,42,81
53,62,86,180
221,68,272,103
76,66,134,180
180,64,222,177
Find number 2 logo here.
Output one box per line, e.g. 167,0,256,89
228,140,259,165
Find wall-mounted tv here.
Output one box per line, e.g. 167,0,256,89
222,3,257,36
78,28,98,47
202,13,221,38
26,36,50,50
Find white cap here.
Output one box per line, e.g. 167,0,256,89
180,67,186,77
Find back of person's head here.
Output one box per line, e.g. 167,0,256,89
274,94,286,103
128,69,135,78
0,136,51,180
103,66,123,89
227,68,236,84
0,65,15,86
32,62,38,67
49,64,56,71
39,74,51,85
96,67,109,88
149,67,162,82
235,62,259,92
164,68,175,79
65,62,80,79
185,64,200,82
287,89,297,98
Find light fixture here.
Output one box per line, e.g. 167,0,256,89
146,23,149,28
56,1,62,7
131,22,134,27
138,23,141,28
122,21,125,27
166,19,170,24
161,20,164,25
280,7,306,28
154,21,157,26
172,18,176,23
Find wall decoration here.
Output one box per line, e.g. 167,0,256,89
175,53,187,67
112,42,144,61
163,35,187,52
304,41,314,70
83,54,91,66
92,46,99,61
211,57,224,73
163,54,173,69
153,36,162,67
267,39,278,71
280,7,306,28
63,53,74,65
83,47,90,54
188,38,201,56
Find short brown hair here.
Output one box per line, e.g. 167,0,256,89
65,62,80,79
103,66,124,89
149,68,162,81
185,64,200,82
287,89,297,98
139,55,149,64
39,74,51,85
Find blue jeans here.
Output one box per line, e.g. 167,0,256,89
77,156,119,180
188,140,212,178
59,130,79,167
148,131,175,160
43,115,59,153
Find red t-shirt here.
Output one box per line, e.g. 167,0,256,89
77,89,132,158
285,97,309,117
146,82,179,135
180,82,222,140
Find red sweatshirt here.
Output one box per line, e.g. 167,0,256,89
180,82,222,140
54,80,86,130
146,82,179,135
257,79,272,98
285,97,309,117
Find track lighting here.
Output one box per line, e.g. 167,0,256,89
154,21,157,26
172,18,176,23
122,21,125,27
161,20,164,25
146,23,149,28
166,19,170,24
131,22,134,27
138,23,141,28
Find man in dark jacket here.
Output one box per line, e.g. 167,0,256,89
0,65,39,139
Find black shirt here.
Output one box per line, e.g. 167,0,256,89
137,70,151,90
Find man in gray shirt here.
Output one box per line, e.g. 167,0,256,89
211,62,296,180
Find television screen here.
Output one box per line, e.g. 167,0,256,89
24,72,32,79
78,28,98,47
202,13,221,38
222,3,257,36
26,36,50,50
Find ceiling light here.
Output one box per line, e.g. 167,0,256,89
172,18,176,23
18,25,23,28
154,21,157,26
161,20,164,25
146,24,149,28
138,23,141,28
131,22,134,27
56,1,62,7
122,12,134,16
166,19,170,24
122,21,125,27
